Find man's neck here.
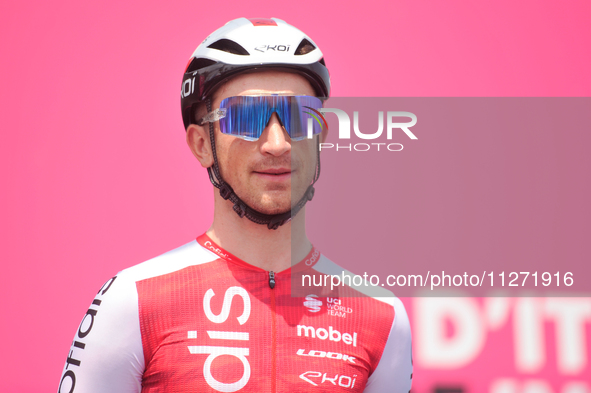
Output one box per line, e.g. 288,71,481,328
206,196,311,272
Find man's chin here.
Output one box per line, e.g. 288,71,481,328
233,188,309,216
247,201,292,216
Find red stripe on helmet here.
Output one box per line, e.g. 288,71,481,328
184,58,193,73
247,18,277,26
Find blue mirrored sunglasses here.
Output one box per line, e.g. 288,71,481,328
199,95,326,141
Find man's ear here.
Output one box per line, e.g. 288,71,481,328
186,124,214,168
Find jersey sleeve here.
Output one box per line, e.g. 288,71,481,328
57,273,144,393
363,297,413,393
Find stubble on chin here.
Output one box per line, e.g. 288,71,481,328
239,157,313,215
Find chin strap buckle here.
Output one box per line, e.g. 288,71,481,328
219,183,233,200
268,216,291,230
233,201,247,218
306,186,315,201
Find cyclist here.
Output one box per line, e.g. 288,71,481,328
58,17,412,393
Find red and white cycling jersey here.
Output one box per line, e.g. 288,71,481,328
58,234,412,392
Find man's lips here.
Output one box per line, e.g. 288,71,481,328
256,167,291,174
253,168,293,180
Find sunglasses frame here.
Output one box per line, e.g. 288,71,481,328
198,95,324,142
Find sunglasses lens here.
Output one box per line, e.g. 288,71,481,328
218,96,265,140
218,96,324,140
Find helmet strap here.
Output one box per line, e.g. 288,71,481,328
204,98,321,230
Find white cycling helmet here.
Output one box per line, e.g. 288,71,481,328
180,17,330,129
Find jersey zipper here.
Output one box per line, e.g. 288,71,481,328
269,271,277,393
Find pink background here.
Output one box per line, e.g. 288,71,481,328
1,0,590,392
305,97,591,297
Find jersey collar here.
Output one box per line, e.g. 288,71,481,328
196,233,320,274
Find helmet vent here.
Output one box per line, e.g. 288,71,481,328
186,58,217,73
294,39,316,55
207,39,250,56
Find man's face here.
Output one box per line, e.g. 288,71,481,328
209,71,322,215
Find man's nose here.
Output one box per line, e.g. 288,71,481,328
259,112,291,156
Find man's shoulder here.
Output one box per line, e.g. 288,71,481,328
116,240,219,284
312,253,405,311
